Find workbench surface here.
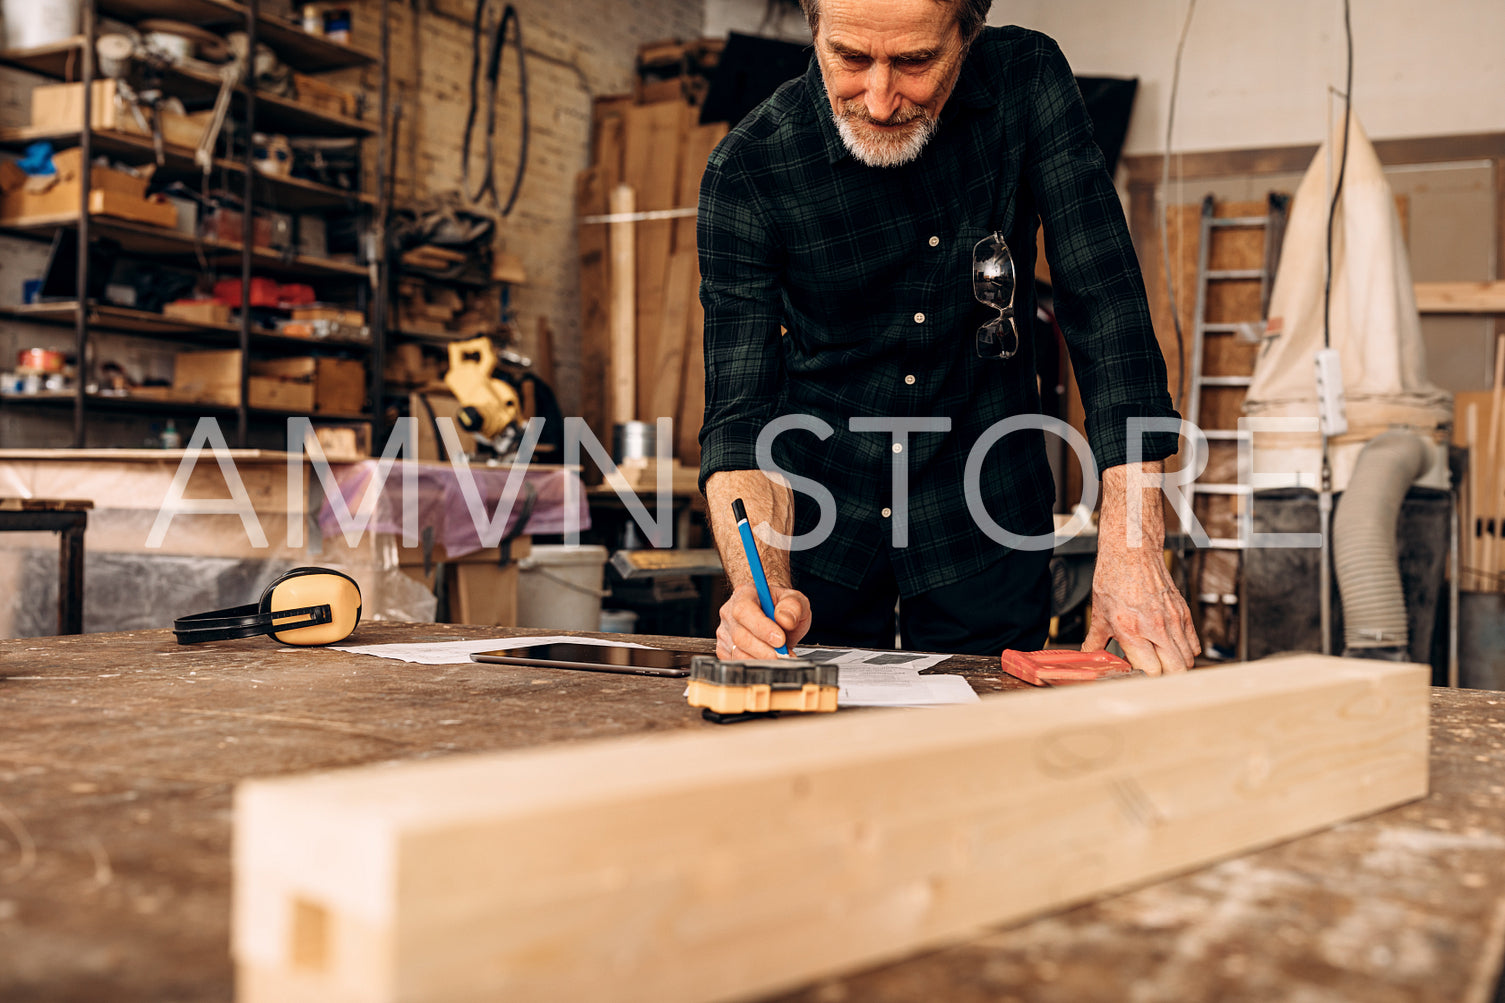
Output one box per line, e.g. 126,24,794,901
1,624,1502,1003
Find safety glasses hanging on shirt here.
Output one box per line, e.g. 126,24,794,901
972,232,1020,361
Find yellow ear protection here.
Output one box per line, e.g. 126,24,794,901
173,567,363,646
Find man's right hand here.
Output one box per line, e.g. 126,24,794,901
715,583,812,660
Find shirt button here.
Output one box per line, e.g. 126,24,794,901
892,443,903,454
913,312,925,324
904,374,916,385
927,235,939,247
881,507,892,518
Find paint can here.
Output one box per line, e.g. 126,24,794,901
611,421,657,463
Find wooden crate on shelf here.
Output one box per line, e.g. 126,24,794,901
0,149,177,228
31,80,212,150
254,356,367,414
164,299,233,326
168,350,364,413
248,375,316,412
291,73,359,120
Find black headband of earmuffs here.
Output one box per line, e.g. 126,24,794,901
172,567,359,645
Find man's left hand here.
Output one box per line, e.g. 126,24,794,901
1082,461,1201,674
1082,548,1199,674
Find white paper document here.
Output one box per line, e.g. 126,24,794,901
330,635,654,665
790,647,980,707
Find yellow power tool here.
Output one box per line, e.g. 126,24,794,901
443,336,523,459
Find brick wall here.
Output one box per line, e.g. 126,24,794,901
349,0,704,417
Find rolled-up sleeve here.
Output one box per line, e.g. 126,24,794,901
696,154,788,492
1024,38,1181,473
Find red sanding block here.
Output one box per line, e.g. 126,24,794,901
1000,649,1143,686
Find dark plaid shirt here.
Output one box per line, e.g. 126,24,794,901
697,26,1180,594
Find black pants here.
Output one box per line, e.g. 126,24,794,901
796,546,1052,656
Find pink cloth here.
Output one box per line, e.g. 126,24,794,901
318,461,589,558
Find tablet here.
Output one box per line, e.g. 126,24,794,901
470,643,697,677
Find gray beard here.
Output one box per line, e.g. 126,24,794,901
834,111,939,168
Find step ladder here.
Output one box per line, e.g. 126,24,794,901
1184,193,1290,553
1177,194,1290,660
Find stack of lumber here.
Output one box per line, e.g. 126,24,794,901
577,47,730,473
1454,333,1505,593
400,244,468,273
635,37,725,106
396,279,496,341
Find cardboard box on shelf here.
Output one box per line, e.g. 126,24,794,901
171,349,242,406
0,151,177,228
314,358,366,414
31,80,212,150
249,355,367,414
291,73,359,119
172,350,331,412
249,375,316,412
50,148,150,198
164,299,232,326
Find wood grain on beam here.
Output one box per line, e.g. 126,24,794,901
235,656,1428,1003
608,184,637,427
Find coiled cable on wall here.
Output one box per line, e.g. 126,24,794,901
462,1,530,216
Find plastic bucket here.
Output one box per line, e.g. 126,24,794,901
598,609,639,634
3,0,80,48
516,545,608,631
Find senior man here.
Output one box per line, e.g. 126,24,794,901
697,0,1199,673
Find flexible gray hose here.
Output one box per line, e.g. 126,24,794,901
1333,431,1430,656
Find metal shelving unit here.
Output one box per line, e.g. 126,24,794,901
0,0,390,448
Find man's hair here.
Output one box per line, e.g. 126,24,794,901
798,0,994,42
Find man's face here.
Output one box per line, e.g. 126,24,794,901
813,0,968,168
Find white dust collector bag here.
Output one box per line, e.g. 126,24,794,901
1242,112,1451,490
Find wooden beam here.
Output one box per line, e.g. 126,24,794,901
609,184,637,428
576,167,610,441
1414,280,1505,314
673,122,727,471
649,250,697,429
624,101,689,422
234,656,1428,1003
